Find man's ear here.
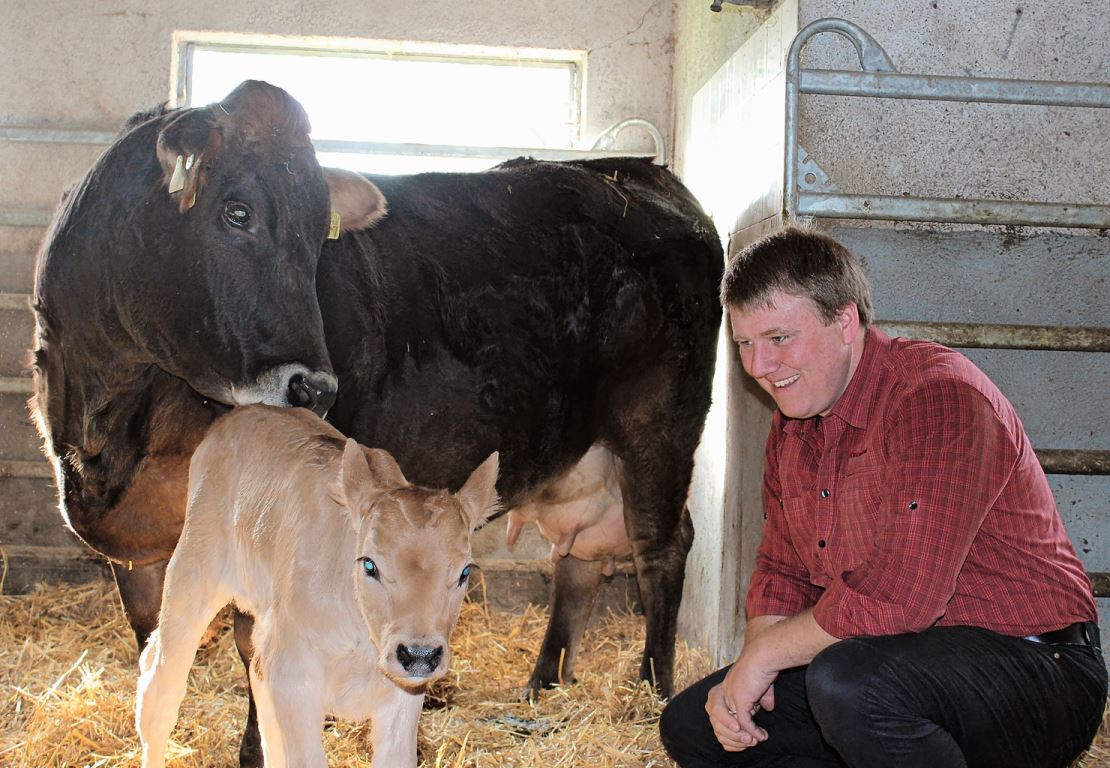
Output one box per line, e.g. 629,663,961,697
838,302,861,343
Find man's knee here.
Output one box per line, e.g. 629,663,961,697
806,639,884,732
659,686,701,761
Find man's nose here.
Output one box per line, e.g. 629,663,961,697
746,344,778,378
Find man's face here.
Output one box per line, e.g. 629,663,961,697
728,291,862,419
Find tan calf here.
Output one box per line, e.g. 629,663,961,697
135,405,498,768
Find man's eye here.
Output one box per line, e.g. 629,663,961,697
771,336,789,344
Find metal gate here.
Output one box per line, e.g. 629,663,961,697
783,18,1109,598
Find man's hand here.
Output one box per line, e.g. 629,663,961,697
704,610,839,751
705,657,778,750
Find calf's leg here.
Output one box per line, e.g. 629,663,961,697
525,555,603,698
250,635,328,768
370,683,425,768
135,568,229,767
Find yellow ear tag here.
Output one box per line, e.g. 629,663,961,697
327,210,341,239
168,155,186,194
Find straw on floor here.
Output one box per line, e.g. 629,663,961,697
1,578,1106,767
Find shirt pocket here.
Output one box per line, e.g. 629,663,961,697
836,464,884,569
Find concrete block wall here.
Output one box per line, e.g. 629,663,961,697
0,0,676,611
672,0,1109,664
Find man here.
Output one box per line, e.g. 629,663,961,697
660,226,1106,768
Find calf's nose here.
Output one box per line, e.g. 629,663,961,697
396,644,444,677
287,370,338,416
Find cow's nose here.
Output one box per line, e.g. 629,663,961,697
396,644,443,677
287,371,338,416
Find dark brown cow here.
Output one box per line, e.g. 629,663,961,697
31,80,722,766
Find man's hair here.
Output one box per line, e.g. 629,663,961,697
720,226,874,327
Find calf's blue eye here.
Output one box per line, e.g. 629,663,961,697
458,564,473,587
361,558,379,579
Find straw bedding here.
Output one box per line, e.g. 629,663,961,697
1,577,1106,767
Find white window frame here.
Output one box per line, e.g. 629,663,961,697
169,31,604,171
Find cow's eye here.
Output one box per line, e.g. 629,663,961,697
359,557,380,580
223,201,253,229
458,564,475,587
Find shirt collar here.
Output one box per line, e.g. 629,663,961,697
779,325,890,436
826,325,889,429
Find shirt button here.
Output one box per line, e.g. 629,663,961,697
818,539,827,548
908,501,919,510
820,489,830,498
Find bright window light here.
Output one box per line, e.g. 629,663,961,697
182,41,583,175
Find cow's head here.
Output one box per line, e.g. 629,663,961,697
115,80,385,414
333,441,500,689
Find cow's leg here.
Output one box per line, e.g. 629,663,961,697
369,684,424,767
135,565,228,767
232,610,265,768
627,496,694,699
110,559,168,650
603,371,706,699
614,440,696,700
525,555,603,698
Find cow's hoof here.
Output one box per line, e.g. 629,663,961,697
521,675,578,702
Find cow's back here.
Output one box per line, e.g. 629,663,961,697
317,158,723,502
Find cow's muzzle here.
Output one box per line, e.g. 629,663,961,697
287,370,338,416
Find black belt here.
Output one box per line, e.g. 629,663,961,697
1024,621,1100,648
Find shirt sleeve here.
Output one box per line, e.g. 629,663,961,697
812,376,1020,637
747,418,823,619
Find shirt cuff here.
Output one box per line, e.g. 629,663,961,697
813,579,910,638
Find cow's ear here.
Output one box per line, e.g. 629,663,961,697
455,452,501,530
155,108,221,213
322,167,388,233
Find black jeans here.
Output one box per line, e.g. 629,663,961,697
659,626,1107,768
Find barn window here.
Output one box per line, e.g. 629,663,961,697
173,33,584,175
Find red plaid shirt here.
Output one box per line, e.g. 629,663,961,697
747,327,1097,638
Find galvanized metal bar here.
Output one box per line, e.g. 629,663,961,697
0,293,31,311
800,192,1110,229
0,377,33,395
799,69,1110,108
0,210,51,228
0,460,52,479
2,127,659,163
1091,572,1110,599
1034,449,1110,476
589,118,667,166
783,18,1110,227
0,127,117,145
875,321,1110,353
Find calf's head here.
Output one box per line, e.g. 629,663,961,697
121,80,386,414
334,442,500,688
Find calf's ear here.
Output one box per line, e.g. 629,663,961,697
335,439,407,514
322,167,388,233
456,452,501,529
